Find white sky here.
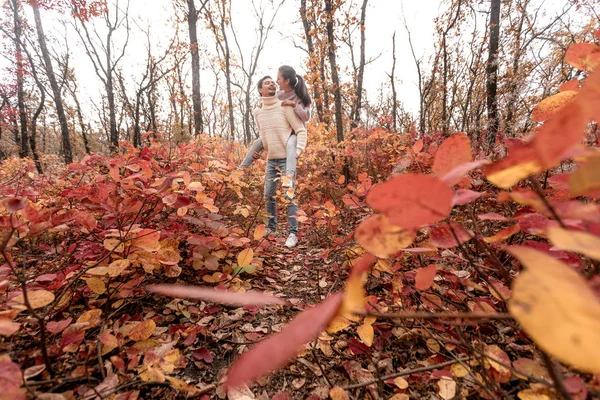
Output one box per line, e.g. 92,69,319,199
46,0,442,117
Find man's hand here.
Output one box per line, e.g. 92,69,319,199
281,99,296,108
252,150,263,161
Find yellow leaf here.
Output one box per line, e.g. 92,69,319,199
10,290,54,310
355,214,415,258
108,259,130,277
508,246,600,373
77,309,102,326
165,376,200,394
329,386,349,400
427,338,441,353
103,238,125,253
326,315,353,333
84,277,106,295
237,248,254,268
517,388,556,400
86,267,109,276
253,225,266,240
570,154,600,197
357,321,374,347
393,376,409,389
139,365,165,383
547,227,600,260
127,319,156,341
450,363,470,378
437,377,456,400
531,91,578,122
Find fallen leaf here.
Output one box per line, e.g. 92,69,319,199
329,386,349,400
10,290,55,310
127,320,156,341
437,377,456,400
415,264,437,291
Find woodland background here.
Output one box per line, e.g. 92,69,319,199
2,0,600,399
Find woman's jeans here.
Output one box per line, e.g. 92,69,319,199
240,135,298,178
264,158,298,235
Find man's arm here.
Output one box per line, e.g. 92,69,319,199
284,108,307,156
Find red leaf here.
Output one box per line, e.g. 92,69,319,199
415,265,437,291
559,79,580,92
452,189,483,206
441,160,489,186
477,213,508,221
5,198,25,213
47,317,72,334
429,221,472,248
226,293,344,389
412,140,423,153
367,174,453,229
433,133,472,183
0,359,22,393
146,284,285,306
565,43,600,71
192,347,214,363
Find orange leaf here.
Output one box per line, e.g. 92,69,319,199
253,224,266,240
367,174,453,229
127,319,156,341
10,290,55,310
84,277,106,295
484,224,520,243
531,91,578,122
237,248,254,268
429,221,472,248
338,175,346,185
108,259,130,277
414,264,437,291
547,227,600,260
570,154,600,197
329,386,350,400
432,133,472,183
146,284,286,306
412,139,423,153
355,214,415,258
565,43,600,71
341,254,376,315
226,293,343,389
559,79,580,92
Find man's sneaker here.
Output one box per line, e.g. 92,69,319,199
263,228,276,238
285,233,298,248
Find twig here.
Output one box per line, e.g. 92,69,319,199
310,342,333,389
530,178,567,229
356,311,512,321
541,352,573,400
342,358,470,390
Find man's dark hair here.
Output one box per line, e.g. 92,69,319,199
257,75,272,94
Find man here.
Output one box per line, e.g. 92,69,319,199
254,75,307,248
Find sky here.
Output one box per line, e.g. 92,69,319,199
40,0,442,117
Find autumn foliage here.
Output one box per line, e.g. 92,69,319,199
3,35,600,400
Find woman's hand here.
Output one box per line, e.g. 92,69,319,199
281,99,297,108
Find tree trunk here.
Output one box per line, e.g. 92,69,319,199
12,0,28,158
187,0,204,136
32,4,72,164
390,32,398,132
220,17,235,140
300,0,324,123
351,0,368,124
325,0,343,143
486,0,501,150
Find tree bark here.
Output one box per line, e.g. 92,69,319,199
32,4,73,164
187,0,204,136
390,32,398,132
12,0,28,158
351,0,368,124
324,0,344,143
486,0,501,149
300,0,325,123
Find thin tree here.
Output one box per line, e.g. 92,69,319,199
74,0,130,151
324,0,344,143
350,0,368,124
186,0,209,136
485,0,501,150
31,2,73,163
388,32,398,132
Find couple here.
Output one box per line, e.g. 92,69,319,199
240,65,312,249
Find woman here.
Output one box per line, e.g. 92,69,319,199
240,65,312,188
